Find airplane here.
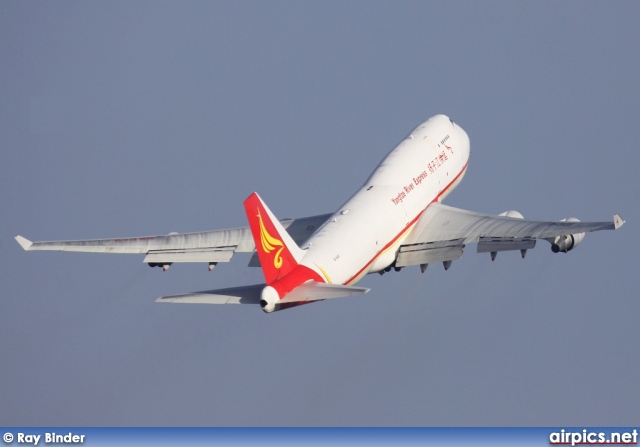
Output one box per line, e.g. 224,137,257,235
15,114,625,313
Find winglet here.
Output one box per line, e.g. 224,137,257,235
15,235,33,250
614,214,625,230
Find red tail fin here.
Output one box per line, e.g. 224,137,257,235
243,192,304,284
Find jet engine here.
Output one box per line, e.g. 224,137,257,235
550,218,585,253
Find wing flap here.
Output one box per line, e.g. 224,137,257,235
476,237,536,254
396,238,465,267
143,247,236,264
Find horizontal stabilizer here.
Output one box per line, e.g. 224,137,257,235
156,284,264,305
156,282,370,306
279,282,370,304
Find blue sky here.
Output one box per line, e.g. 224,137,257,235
1,1,639,425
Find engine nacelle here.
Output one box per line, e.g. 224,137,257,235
550,218,585,253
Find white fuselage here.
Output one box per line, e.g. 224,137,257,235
300,114,470,285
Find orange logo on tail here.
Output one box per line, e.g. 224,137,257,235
257,210,284,269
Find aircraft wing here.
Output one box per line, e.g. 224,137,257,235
396,202,625,267
15,213,331,268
